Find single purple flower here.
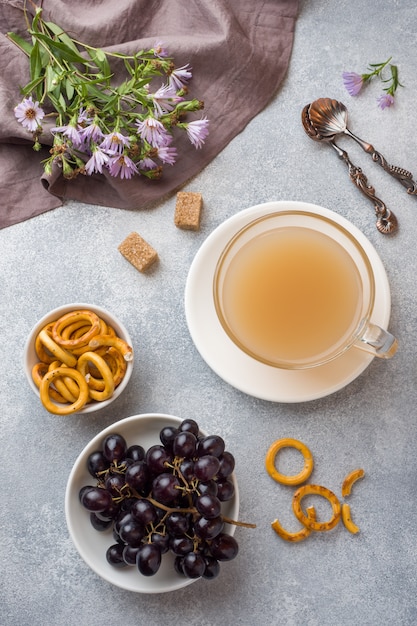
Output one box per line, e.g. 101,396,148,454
80,119,104,145
85,145,109,175
153,41,169,58
139,156,158,170
100,131,130,154
150,84,183,117
377,93,395,110
342,71,364,96
51,122,83,148
168,64,193,91
107,154,139,179
14,96,45,131
78,108,93,126
136,117,171,147
184,117,209,149
155,144,177,165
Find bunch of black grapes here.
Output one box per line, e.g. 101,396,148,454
79,418,253,579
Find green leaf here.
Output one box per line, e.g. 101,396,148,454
87,47,111,79
20,76,44,97
6,32,33,56
31,7,43,33
31,32,90,65
45,64,59,93
124,58,134,77
65,79,75,101
47,91,65,116
58,92,67,112
44,21,81,55
30,40,42,81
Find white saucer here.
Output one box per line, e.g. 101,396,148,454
184,201,392,402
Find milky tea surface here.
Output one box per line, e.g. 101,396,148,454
221,227,362,366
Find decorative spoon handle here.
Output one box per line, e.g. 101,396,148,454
345,129,417,195
329,140,398,234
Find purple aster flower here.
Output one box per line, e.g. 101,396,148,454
107,154,139,179
51,122,83,148
184,117,209,149
155,144,177,165
85,145,109,175
168,64,193,91
80,119,104,145
153,41,169,58
136,117,171,147
342,71,364,96
139,156,158,170
78,108,93,126
100,131,130,154
150,84,183,117
14,96,45,131
377,93,395,110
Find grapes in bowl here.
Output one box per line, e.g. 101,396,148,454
65,413,243,593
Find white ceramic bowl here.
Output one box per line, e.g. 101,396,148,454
65,413,240,593
23,303,134,414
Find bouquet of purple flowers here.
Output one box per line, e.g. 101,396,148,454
9,5,209,181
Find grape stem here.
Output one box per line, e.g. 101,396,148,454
129,486,256,528
222,516,257,529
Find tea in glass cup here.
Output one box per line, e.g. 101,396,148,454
213,210,397,369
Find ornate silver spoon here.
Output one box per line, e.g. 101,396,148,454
301,104,398,234
307,98,417,195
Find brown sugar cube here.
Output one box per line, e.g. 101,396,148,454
174,191,203,230
118,232,158,272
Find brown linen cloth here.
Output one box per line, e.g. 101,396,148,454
0,0,299,229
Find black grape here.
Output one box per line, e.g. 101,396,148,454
126,444,145,462
80,486,113,512
196,435,225,458
209,533,239,561
182,552,206,578
178,418,199,436
106,543,128,568
102,433,127,462
195,494,221,519
173,431,197,458
137,543,162,576
87,450,110,477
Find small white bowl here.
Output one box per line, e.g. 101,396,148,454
65,413,240,593
23,303,134,414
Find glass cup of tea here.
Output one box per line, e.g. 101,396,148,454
213,210,398,369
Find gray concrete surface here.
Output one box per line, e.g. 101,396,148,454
1,1,416,624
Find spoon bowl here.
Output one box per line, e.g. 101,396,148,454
307,98,349,138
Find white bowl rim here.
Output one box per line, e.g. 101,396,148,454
23,302,133,414
65,412,240,593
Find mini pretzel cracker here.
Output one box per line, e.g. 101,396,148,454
32,362,67,403
341,468,365,498
77,351,115,401
39,367,90,415
38,328,78,367
292,484,341,532
265,438,314,486
88,335,133,361
35,323,55,363
52,309,101,348
342,503,360,534
271,506,317,542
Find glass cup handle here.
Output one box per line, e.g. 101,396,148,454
355,322,398,359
